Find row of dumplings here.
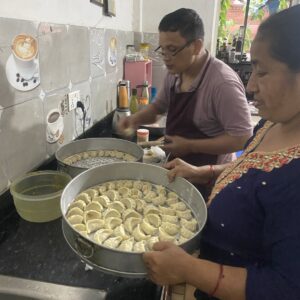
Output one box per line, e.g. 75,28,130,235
63,150,136,165
66,180,199,252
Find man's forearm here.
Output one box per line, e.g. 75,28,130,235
131,103,159,126
187,133,250,155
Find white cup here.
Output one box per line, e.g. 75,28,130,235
11,34,38,80
46,109,64,140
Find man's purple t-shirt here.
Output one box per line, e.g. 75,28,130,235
153,53,253,163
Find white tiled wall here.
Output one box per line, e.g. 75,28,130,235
0,18,133,195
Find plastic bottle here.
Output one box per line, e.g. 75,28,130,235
129,88,138,114
139,81,149,110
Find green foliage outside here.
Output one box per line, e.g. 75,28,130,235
218,0,290,52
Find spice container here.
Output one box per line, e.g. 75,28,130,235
137,128,149,143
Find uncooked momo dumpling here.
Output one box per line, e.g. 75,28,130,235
124,217,141,233
68,200,86,211
123,209,141,220
170,202,187,211
73,223,86,232
68,214,84,225
85,188,98,199
180,218,198,232
176,209,193,220
147,236,159,250
83,210,102,223
104,190,119,201
75,193,91,204
180,226,195,239
119,237,134,252
105,217,122,229
133,240,147,252
93,195,110,208
94,228,113,244
141,219,158,235
161,214,178,224
85,201,103,212
159,205,175,216
120,197,136,210
146,214,161,227
108,201,126,213
144,205,160,215
118,187,130,197
161,222,180,236
152,195,166,206
132,224,150,241
86,219,105,234
158,227,175,242
103,208,121,219
103,236,123,248
114,224,129,239
67,207,84,218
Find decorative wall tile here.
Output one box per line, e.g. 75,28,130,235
104,29,118,75
90,28,106,78
71,81,92,138
0,98,46,184
43,88,70,156
0,18,40,109
38,23,69,93
67,25,90,84
90,76,110,124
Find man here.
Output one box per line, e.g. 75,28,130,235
119,8,252,197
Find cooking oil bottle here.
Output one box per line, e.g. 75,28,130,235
129,88,138,114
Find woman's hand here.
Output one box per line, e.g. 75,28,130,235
143,242,191,285
164,158,213,184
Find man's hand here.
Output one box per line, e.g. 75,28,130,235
161,135,192,157
117,116,137,138
143,242,191,285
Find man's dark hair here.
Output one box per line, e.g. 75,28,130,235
257,4,300,72
158,8,204,41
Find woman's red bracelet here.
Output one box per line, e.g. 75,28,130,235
209,264,224,297
206,164,215,185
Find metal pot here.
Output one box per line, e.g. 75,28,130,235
61,162,207,278
55,138,143,178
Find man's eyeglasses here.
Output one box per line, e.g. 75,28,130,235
154,40,193,58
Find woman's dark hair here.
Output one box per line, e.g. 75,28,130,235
158,8,204,42
257,4,300,72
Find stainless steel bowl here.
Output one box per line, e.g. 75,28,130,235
55,138,144,178
61,162,207,278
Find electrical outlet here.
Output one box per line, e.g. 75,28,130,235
68,90,80,111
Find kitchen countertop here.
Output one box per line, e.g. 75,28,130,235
0,112,162,300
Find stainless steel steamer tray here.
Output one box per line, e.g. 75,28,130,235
55,138,144,178
61,162,207,278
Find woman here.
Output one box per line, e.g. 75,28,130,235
143,5,300,300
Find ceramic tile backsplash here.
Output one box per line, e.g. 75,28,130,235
0,98,46,187
0,18,41,108
104,29,118,75
44,87,70,157
38,23,69,93
90,28,106,78
67,25,90,84
91,75,111,124
71,81,92,138
0,16,136,194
